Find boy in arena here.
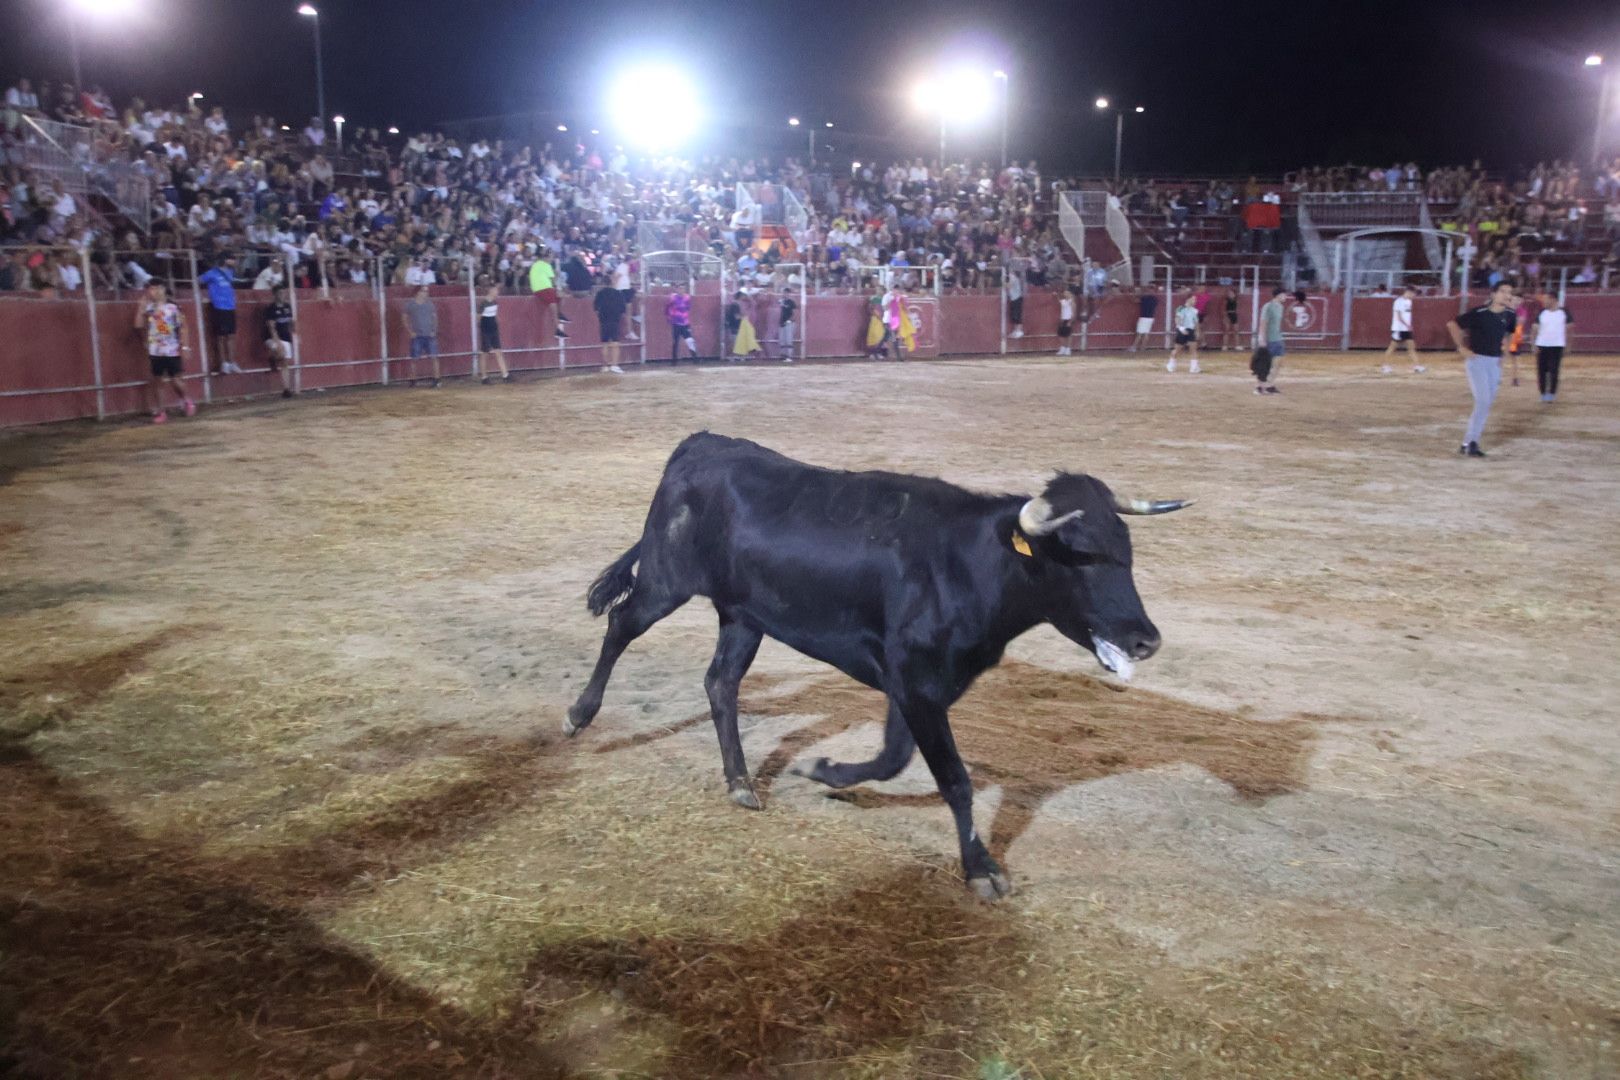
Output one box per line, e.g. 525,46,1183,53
1383,285,1422,371
1529,292,1572,403
198,255,243,375
594,280,629,373
1255,286,1288,395
778,290,797,362
134,282,196,423
527,245,569,341
665,287,699,362
1166,295,1200,373
403,285,441,387
1130,287,1157,352
1057,285,1075,356
1445,280,1517,457
263,284,297,398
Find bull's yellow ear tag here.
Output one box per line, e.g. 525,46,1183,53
1011,530,1033,557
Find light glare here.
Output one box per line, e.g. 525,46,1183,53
297,3,318,15
1586,54,1604,67
788,116,800,126
608,63,700,149
1134,105,1145,113
1095,96,1110,110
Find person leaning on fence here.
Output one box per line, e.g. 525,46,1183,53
1130,287,1157,353
1057,286,1075,356
593,279,629,374
478,277,511,384
1006,268,1025,338
527,246,568,341
134,282,196,424
262,284,297,399
403,285,441,388
197,255,243,376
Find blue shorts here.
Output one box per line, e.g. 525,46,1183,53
1266,340,1286,358
410,335,436,358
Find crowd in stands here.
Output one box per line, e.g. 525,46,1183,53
5,72,1620,299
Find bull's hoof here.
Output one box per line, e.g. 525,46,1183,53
967,872,1014,902
787,757,830,784
562,705,590,737
728,781,763,810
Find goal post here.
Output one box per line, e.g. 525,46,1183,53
640,250,726,363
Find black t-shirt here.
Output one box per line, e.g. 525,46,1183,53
593,287,627,322
1138,294,1158,318
1454,305,1516,358
780,297,797,322
725,302,742,331
265,301,293,341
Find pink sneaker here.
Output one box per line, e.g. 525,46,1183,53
152,411,168,424
180,398,196,417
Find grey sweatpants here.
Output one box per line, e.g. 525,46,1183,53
1464,354,1501,444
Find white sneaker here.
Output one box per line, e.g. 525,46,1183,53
1190,360,1200,374
1413,365,1427,373
1166,358,1176,372
1010,328,1024,338
608,365,625,374
625,333,640,342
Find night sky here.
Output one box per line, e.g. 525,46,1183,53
3,0,1618,175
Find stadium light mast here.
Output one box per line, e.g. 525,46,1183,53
297,4,326,136
63,0,138,96
993,70,1009,169
1096,98,1145,185
1589,54,1617,165
911,66,994,167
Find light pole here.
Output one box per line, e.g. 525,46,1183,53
788,118,833,165
994,70,1009,169
64,0,138,96
1589,54,1616,165
1096,98,1145,185
298,4,325,137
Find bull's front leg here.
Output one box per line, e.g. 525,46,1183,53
897,693,1011,901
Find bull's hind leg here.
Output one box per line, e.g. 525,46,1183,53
791,700,915,788
705,612,765,808
565,587,689,736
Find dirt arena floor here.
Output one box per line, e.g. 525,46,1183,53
3,349,1618,1079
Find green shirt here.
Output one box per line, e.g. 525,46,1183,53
1261,299,1285,342
528,258,555,292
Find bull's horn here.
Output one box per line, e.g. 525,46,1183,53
1113,496,1193,516
1018,497,1084,536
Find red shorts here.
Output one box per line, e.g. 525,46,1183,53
533,288,558,305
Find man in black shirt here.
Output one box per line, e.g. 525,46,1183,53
593,282,628,374
1445,280,1516,458
778,293,797,363
263,285,297,398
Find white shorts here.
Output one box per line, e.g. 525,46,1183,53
1135,317,1154,334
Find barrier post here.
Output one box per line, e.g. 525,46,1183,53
188,251,212,404
1341,244,1354,351
286,252,304,394
378,265,390,386
82,248,106,421
1248,264,1260,349
467,271,480,379
1162,266,1173,351
998,270,1007,355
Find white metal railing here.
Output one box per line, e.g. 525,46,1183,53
18,115,152,233
1104,194,1133,285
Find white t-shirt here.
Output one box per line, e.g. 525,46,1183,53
610,262,630,290
1059,297,1075,321
1391,295,1412,332
1533,308,1570,348
1175,305,1198,332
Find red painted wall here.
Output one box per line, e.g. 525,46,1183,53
5,287,1620,427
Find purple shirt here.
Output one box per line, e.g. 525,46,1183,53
665,292,691,327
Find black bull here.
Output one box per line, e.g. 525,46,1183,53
566,433,1188,899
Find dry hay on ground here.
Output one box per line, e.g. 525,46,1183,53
2,351,1618,1077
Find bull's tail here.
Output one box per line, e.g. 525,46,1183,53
586,542,642,616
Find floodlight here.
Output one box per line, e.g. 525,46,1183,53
1586,54,1603,67
788,116,800,126
1134,105,1145,113
824,121,833,128
387,125,399,134
68,0,138,12
297,3,317,15
1095,96,1110,110
557,123,568,131
607,63,700,148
